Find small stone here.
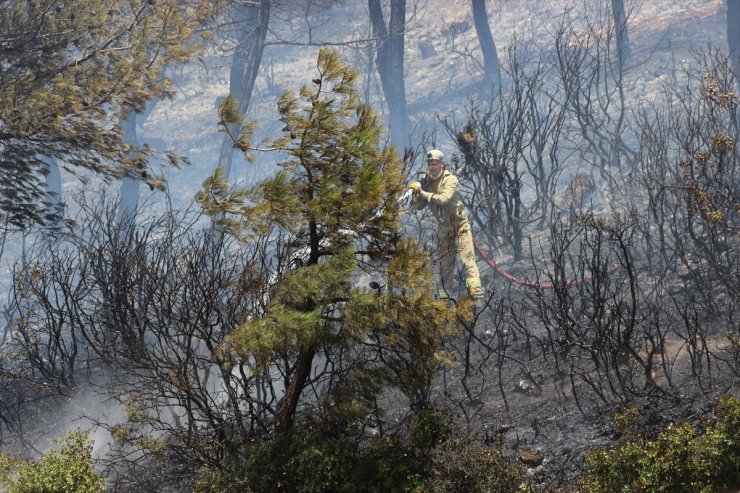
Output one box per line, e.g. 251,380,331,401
517,447,544,467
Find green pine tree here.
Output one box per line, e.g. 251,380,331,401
0,0,217,226
198,48,465,431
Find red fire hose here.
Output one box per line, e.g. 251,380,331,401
472,237,622,289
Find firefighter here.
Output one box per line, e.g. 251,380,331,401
409,149,484,301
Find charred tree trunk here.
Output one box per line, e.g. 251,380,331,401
277,346,316,431
43,155,63,229
115,113,140,229
217,0,271,179
368,0,410,146
114,87,163,230
471,0,501,93
612,0,630,70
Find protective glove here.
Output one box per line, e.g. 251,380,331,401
419,190,433,202
408,181,422,194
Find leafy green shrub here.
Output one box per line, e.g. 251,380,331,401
581,394,740,493
409,407,453,451
237,423,428,493
194,407,529,493
283,434,358,493
192,467,253,493
354,430,453,493
425,436,528,493
193,430,361,493
0,429,106,493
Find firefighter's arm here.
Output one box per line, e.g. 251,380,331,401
409,181,428,209
425,175,458,206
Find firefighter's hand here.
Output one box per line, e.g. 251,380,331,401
419,190,433,202
409,181,422,194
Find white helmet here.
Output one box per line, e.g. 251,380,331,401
426,149,444,162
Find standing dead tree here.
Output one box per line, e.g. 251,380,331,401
471,0,501,93
552,9,637,204
633,49,739,304
216,0,271,181
368,0,411,146
444,45,568,260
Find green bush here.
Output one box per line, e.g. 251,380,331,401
581,394,740,493
236,423,427,493
192,466,254,493
193,407,528,493
0,429,106,493
425,436,528,493
283,435,358,493
409,407,453,452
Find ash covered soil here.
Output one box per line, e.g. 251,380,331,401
426,297,737,490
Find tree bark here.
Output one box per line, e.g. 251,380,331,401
115,114,140,230
217,0,270,180
369,0,410,146
471,0,501,93
611,0,630,70
277,346,316,431
276,219,321,432
43,155,63,229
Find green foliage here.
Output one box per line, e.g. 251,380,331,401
194,408,526,493
193,467,254,493
409,407,453,451
581,394,740,493
425,436,528,493
193,48,479,493
199,47,459,431
217,94,258,155
0,429,106,493
108,397,167,457
200,47,407,247
0,0,218,226
283,434,358,493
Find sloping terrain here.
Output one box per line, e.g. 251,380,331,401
1,1,736,491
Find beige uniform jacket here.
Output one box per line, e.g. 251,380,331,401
413,170,470,233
